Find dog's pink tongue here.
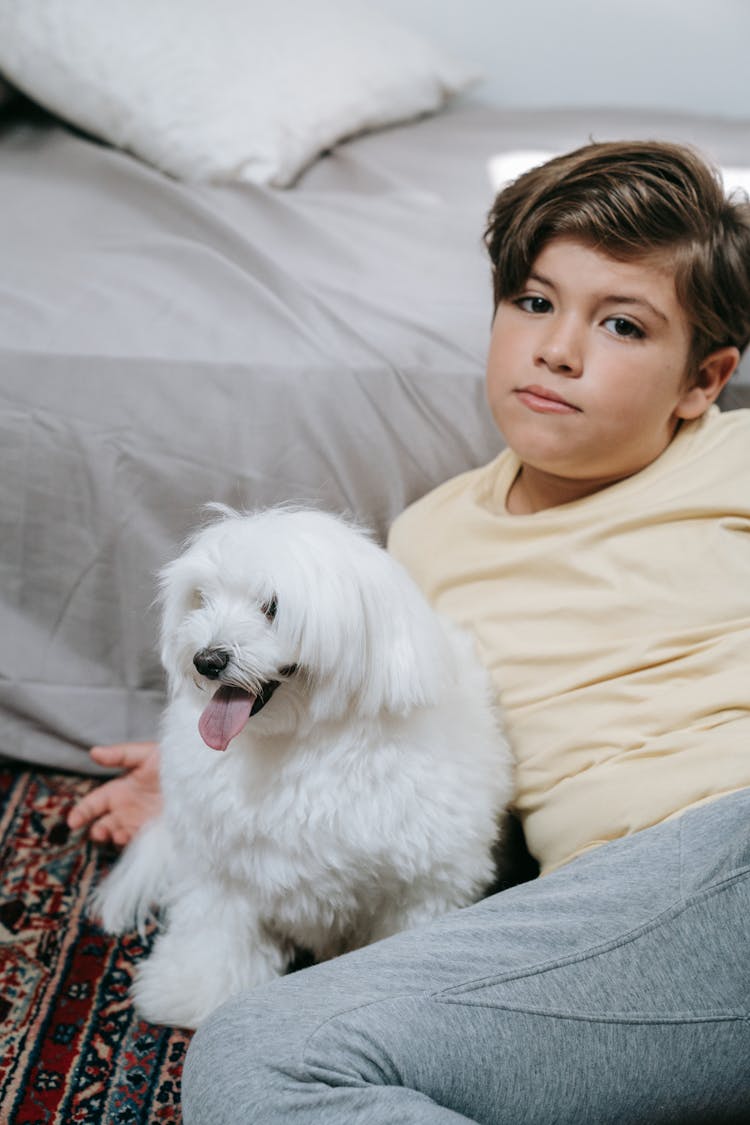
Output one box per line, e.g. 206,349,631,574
198,686,256,752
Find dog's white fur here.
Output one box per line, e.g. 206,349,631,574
93,507,513,1029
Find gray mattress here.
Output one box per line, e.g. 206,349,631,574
2,100,749,773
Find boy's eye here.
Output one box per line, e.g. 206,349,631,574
604,316,644,339
516,295,552,314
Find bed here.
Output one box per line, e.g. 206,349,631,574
2,81,750,777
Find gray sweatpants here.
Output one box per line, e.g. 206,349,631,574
182,788,750,1124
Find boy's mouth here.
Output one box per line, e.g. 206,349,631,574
515,385,581,414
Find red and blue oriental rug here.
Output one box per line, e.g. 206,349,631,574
0,764,190,1124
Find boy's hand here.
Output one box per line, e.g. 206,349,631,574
67,741,162,847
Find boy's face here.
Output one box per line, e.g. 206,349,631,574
486,237,715,507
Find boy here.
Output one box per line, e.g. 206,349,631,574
79,142,750,1122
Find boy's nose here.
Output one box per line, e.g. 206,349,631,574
535,321,583,376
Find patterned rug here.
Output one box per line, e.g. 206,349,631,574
0,764,191,1125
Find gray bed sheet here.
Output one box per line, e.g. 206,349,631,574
1,101,749,772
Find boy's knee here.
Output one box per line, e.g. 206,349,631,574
182,997,291,1125
180,992,369,1124
181,991,419,1123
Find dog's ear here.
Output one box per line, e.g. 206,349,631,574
156,513,236,691
283,532,456,719
356,556,456,716
157,555,201,694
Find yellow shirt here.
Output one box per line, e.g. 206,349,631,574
388,407,750,874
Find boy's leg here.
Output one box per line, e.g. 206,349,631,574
182,789,750,1125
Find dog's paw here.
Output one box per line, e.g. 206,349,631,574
89,870,139,935
131,956,243,1030
132,957,209,1030
90,817,172,936
132,928,288,1028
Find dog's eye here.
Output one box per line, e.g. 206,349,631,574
261,596,278,622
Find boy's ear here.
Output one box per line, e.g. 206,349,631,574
676,346,740,419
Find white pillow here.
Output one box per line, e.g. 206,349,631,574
0,0,477,186
488,150,750,197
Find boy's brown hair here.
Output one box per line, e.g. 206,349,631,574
484,141,750,378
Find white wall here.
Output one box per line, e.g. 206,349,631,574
376,0,750,120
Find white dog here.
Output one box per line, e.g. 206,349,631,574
93,507,513,1029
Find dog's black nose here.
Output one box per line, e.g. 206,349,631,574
193,647,230,678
